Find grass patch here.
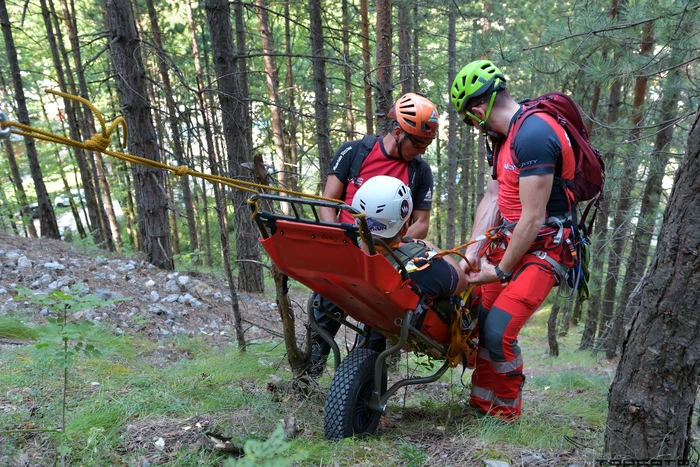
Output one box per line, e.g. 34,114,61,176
0,316,38,340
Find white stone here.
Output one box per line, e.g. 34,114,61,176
150,291,160,302
144,280,156,288
42,262,65,270
17,256,32,269
177,275,190,286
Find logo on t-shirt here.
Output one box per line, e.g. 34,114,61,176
423,188,432,201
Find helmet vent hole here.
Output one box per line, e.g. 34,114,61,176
376,204,386,213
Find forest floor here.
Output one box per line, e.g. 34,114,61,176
0,233,694,466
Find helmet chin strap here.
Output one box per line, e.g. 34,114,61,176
465,88,500,137
395,133,406,160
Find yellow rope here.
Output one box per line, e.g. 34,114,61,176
0,90,355,208
445,285,477,368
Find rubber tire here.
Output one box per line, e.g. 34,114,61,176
324,348,387,440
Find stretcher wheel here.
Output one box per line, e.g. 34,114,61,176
323,348,387,439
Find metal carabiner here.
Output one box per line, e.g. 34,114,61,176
0,112,11,139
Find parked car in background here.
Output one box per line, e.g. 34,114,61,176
54,189,85,208
54,194,70,208
29,202,39,219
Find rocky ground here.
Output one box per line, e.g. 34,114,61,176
0,232,310,347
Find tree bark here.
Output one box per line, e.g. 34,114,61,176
606,68,678,359
548,298,561,356
374,0,392,135
205,0,254,350
106,0,173,269
0,0,60,239
341,0,355,140
185,0,215,267
581,0,626,350
255,0,287,199
308,0,333,189
58,0,114,250
397,0,411,95
2,138,37,238
146,0,199,260
598,21,654,349
604,102,700,461
360,0,373,134
283,1,299,193
445,0,457,249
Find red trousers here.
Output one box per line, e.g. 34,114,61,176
469,246,567,421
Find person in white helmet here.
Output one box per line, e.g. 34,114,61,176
305,176,469,377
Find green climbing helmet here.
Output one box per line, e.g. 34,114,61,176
450,60,507,115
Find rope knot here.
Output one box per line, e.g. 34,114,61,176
174,165,189,177
84,134,111,152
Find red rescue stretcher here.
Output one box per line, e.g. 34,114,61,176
250,193,478,439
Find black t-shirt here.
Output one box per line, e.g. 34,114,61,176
408,256,459,300
328,136,434,212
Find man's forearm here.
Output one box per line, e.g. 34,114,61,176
466,194,500,258
319,206,338,223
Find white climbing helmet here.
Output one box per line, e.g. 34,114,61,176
352,175,413,239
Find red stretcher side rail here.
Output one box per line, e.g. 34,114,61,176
251,194,452,346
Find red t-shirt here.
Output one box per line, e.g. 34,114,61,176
338,140,410,224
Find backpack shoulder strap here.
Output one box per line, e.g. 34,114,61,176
347,135,382,183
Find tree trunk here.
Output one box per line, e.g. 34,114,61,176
411,4,420,92
604,102,700,461
434,132,442,246
606,68,678,359
374,0,392,135
360,0,373,134
106,0,173,269
460,126,472,244
341,0,355,140
283,1,299,193
146,0,198,259
581,0,626,350
308,0,333,189
252,155,309,375
255,0,287,198
58,0,114,250
205,0,254,350
206,0,265,293
598,21,654,349
185,0,215,267
0,1,60,239
445,0,457,248
397,0,411,95
2,138,37,237
548,298,561,357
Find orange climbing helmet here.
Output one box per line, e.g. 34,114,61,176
388,93,439,139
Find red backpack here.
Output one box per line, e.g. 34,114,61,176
512,92,605,233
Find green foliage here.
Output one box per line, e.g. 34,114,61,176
396,439,428,467
225,424,307,467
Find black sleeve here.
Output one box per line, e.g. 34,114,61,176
412,159,434,211
409,257,458,299
513,114,561,177
327,141,359,184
